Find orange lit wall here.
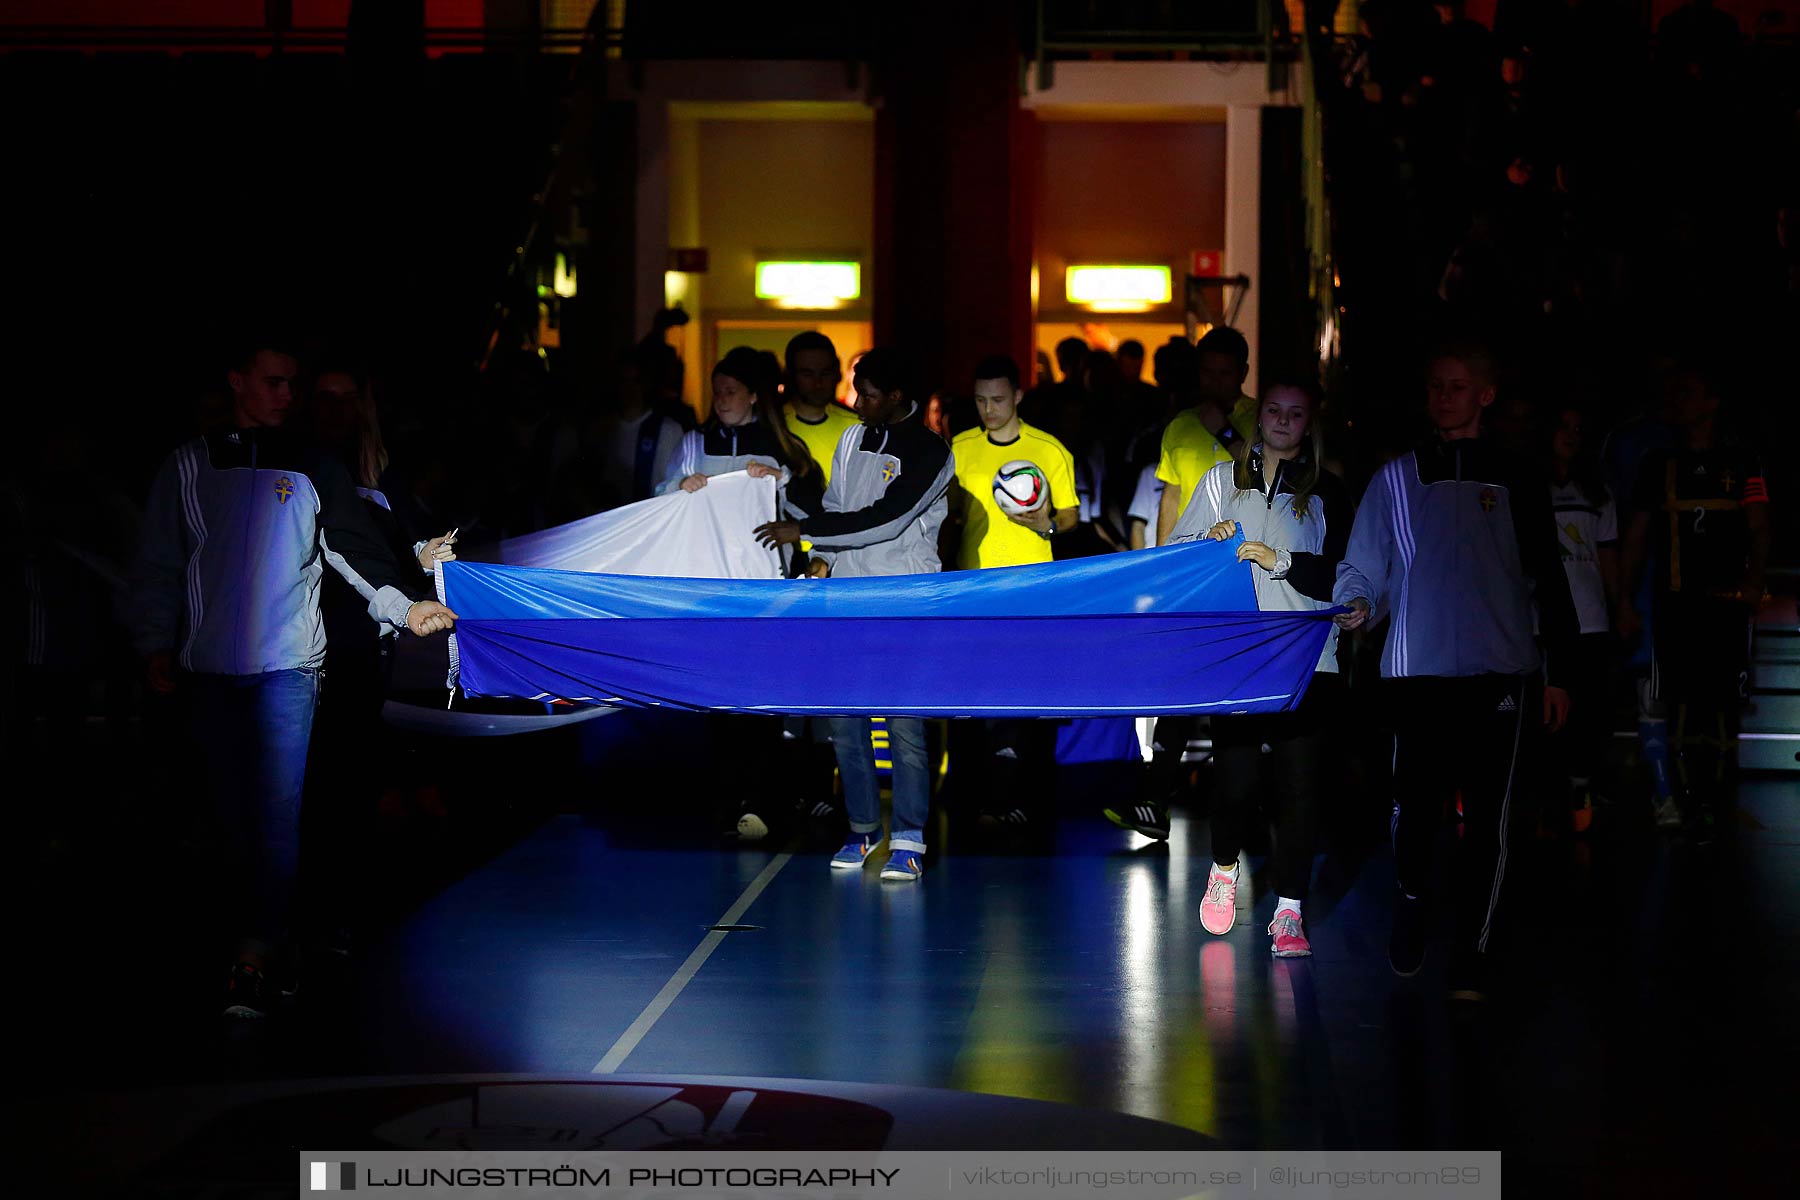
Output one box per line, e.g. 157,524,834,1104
667,111,876,413
693,119,875,314
1034,120,1227,324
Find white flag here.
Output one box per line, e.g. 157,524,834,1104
491,472,782,578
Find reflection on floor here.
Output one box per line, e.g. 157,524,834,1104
20,704,1796,1198
335,785,1795,1166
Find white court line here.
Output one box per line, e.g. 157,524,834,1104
591,852,793,1074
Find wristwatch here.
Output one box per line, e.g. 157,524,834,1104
1037,520,1056,540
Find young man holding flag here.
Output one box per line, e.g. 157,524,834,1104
132,336,457,1016
754,348,955,880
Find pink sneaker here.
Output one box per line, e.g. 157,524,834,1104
1199,866,1239,935
1268,908,1311,957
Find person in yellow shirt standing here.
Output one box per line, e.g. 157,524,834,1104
1121,327,1256,845
950,354,1079,568
781,331,861,485
947,354,1079,839
1154,326,1257,545
771,331,866,837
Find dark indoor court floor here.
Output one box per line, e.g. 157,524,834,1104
19,705,1797,1198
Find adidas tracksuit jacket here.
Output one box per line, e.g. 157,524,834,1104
132,426,428,676
798,403,954,579
1333,434,1579,960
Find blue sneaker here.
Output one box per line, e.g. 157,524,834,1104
830,830,882,870
879,849,923,881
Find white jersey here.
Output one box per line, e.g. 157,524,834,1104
1127,463,1165,547
1550,480,1618,635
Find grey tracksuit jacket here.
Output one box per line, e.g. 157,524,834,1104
132,426,427,675
655,417,784,495
799,404,954,578
654,416,825,526
1333,436,1578,682
1168,448,1353,673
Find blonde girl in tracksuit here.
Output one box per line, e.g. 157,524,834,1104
1166,379,1351,958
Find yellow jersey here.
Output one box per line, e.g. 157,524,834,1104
1155,407,1234,516
951,423,1079,569
784,403,860,484
1228,391,1258,445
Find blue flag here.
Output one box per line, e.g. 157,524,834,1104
439,536,1334,718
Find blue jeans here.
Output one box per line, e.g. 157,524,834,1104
829,716,929,854
187,667,320,950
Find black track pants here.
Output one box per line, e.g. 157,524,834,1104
1388,673,1530,957
1209,674,1337,901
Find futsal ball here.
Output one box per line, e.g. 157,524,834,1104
992,460,1049,515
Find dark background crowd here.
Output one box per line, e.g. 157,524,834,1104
7,1,1792,558
1309,0,1796,487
